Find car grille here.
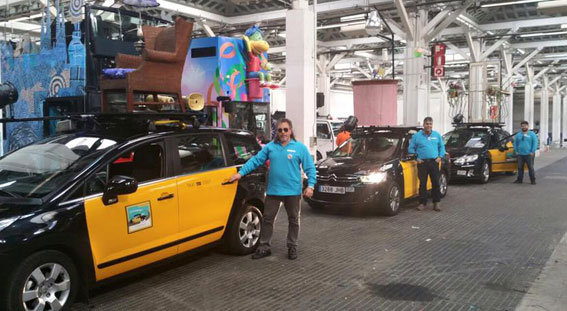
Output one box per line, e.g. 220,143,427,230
316,174,360,183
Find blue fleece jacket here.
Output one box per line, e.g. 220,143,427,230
238,140,317,196
513,130,538,155
408,130,446,160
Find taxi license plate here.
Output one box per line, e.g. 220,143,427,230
319,185,346,194
457,170,467,176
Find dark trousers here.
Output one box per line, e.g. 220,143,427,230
417,159,441,205
516,154,535,182
259,195,301,250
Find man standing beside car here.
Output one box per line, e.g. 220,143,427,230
228,118,316,260
513,121,538,185
409,117,446,211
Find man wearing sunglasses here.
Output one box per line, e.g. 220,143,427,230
513,121,538,185
228,118,316,260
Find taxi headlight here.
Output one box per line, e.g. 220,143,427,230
360,172,387,184
0,216,19,232
455,154,478,164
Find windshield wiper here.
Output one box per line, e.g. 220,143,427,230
0,189,22,198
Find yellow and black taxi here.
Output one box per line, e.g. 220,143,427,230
0,114,266,311
305,126,450,216
443,123,517,184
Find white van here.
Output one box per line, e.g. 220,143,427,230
316,119,344,160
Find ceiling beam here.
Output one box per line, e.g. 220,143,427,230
445,41,469,60
422,9,450,37
512,48,542,74
425,3,473,42
511,40,567,50
393,0,414,41
480,32,513,60
442,16,567,36
327,53,346,70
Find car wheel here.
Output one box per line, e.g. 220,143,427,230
3,250,78,311
224,204,263,255
379,181,401,216
439,171,448,198
479,162,490,184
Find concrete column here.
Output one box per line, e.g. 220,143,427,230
286,0,315,150
403,9,429,126
317,54,331,117
469,39,484,122
524,83,534,127
540,76,549,146
552,88,561,147
562,94,567,148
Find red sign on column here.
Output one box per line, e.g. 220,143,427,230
432,43,446,78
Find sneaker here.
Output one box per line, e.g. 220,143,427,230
531,180,536,185
513,180,522,184
288,247,298,260
251,248,271,260
416,204,426,211
433,203,441,212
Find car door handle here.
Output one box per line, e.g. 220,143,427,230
157,193,174,201
222,180,235,185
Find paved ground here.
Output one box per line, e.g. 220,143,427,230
73,150,567,311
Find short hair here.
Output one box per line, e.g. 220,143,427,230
521,121,529,126
423,117,433,123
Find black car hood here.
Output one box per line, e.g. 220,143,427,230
0,198,42,219
446,147,483,158
317,157,386,175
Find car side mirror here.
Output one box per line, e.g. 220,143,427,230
402,154,417,162
498,144,509,152
102,175,138,206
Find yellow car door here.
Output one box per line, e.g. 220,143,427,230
84,141,180,281
490,131,517,173
174,134,238,253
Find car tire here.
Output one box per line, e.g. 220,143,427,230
379,181,401,216
439,171,449,198
3,250,79,311
224,204,263,255
479,161,491,184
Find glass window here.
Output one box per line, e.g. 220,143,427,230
443,130,488,149
84,142,164,196
0,135,117,198
225,133,261,165
177,135,225,174
317,123,331,139
331,135,399,161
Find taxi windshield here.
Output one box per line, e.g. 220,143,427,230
443,130,488,149
331,135,399,160
0,135,118,198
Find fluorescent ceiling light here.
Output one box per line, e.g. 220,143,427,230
318,21,365,30
520,31,567,37
481,0,546,8
544,53,567,58
278,33,286,38
340,14,366,22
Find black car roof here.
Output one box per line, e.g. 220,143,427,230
352,125,422,137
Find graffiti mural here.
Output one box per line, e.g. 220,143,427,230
0,0,86,152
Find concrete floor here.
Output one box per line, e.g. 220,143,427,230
73,150,567,311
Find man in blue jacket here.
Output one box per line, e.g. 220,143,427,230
409,117,446,211
229,118,316,260
513,121,538,185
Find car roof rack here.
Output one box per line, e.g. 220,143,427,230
352,125,422,136
0,112,208,135
453,122,504,128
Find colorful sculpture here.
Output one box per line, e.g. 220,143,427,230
243,25,278,89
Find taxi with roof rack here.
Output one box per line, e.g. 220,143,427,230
0,113,266,311
305,126,450,216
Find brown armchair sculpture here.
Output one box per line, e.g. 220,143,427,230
100,17,193,112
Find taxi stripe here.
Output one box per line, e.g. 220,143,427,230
98,226,224,269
